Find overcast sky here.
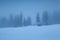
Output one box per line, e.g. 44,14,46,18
0,0,60,23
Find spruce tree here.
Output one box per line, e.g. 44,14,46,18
23,18,27,26
42,11,48,25
27,16,31,26
1,17,7,27
36,12,41,26
9,14,13,27
20,12,23,26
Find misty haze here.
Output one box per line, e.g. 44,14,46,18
0,0,60,40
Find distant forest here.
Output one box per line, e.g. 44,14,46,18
0,11,60,27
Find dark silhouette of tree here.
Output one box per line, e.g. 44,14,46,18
42,11,48,25
53,11,60,24
13,12,23,27
23,17,31,26
27,16,32,26
23,18,27,26
9,14,14,27
36,12,41,26
19,12,23,26
1,17,7,27
14,15,19,27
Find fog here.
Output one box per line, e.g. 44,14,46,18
0,0,60,17
0,0,60,25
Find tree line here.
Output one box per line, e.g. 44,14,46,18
0,11,48,27
0,10,60,27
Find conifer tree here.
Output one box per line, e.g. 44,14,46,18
42,11,48,25
36,12,41,26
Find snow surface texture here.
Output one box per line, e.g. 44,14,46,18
0,24,60,40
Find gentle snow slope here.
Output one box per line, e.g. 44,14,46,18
0,24,60,40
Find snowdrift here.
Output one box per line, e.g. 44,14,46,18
0,24,60,40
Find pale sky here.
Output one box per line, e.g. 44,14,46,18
0,0,60,23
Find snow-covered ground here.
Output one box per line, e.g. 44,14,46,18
0,24,60,40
